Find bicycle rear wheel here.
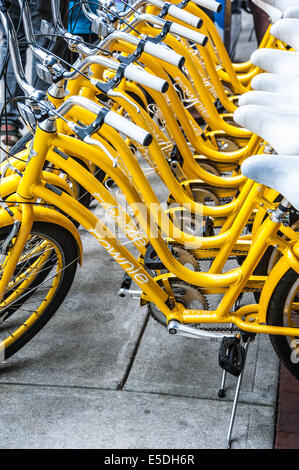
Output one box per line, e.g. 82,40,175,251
0,221,79,360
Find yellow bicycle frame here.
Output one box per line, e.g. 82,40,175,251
2,120,299,338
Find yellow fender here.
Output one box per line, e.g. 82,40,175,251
0,146,93,178
0,149,28,176
0,171,75,199
0,173,22,198
258,243,299,324
0,205,83,265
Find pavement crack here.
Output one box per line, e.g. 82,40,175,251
116,310,150,391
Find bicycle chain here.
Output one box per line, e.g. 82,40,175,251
148,303,241,333
194,247,262,293
149,277,244,332
193,325,240,332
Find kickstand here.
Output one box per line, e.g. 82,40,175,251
218,367,227,398
217,325,256,448
218,321,237,399
226,334,254,449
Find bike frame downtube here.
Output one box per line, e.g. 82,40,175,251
43,132,244,286
61,105,240,223
100,37,253,159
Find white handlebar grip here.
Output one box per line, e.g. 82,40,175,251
143,41,185,68
124,63,169,93
167,4,203,28
104,111,153,146
191,0,222,13
169,22,208,45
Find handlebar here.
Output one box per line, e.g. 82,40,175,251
56,95,152,146
79,0,203,29
64,55,169,93
165,3,202,28
124,63,169,93
191,0,222,13
125,13,207,45
169,20,208,45
102,0,204,26
99,31,184,68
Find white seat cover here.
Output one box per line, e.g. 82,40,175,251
234,105,299,154
251,73,299,97
265,0,299,10
252,0,299,21
284,5,299,17
238,90,299,111
241,154,299,211
252,0,282,23
250,48,299,76
270,18,299,49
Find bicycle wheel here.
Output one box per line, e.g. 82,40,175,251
266,268,299,380
0,221,78,360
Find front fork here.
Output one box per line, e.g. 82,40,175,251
0,203,34,303
0,124,52,304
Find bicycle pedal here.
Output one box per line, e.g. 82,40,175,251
118,273,133,297
118,273,141,299
218,337,246,377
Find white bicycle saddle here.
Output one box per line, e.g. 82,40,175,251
250,49,299,76
238,90,299,111
252,0,283,23
251,73,299,97
284,6,299,17
241,155,299,211
270,18,299,49
265,0,299,11
234,105,299,154
252,0,299,22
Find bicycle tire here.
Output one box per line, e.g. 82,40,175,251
266,268,299,380
0,221,78,360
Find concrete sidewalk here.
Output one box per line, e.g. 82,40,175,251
0,11,281,449
0,230,280,449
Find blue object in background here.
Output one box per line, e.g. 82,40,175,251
68,1,97,34
68,0,130,34
213,0,226,41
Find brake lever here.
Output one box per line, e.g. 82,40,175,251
68,113,118,168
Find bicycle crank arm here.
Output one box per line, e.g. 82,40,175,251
167,321,236,340
118,289,142,299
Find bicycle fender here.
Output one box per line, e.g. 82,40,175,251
0,172,74,199
258,254,296,324
0,205,83,265
0,174,21,198
0,149,28,176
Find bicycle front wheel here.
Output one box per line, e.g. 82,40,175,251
267,268,299,380
0,222,79,360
